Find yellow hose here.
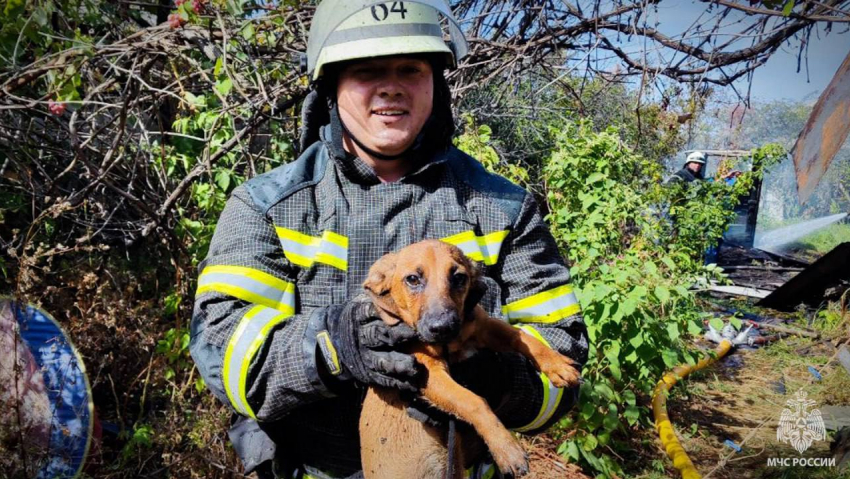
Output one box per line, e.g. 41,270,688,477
652,339,733,479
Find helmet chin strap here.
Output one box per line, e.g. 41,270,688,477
332,104,429,162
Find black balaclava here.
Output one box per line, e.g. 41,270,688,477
298,54,454,163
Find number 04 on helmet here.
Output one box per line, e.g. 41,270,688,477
304,0,468,81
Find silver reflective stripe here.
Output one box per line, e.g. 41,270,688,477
506,291,579,320
521,376,561,431
452,238,503,264
224,306,290,418
317,240,347,262
279,237,315,259
513,326,564,432
198,271,296,312
325,23,442,47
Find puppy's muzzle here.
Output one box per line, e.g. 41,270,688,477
417,306,461,343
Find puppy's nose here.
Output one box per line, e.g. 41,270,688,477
419,308,461,343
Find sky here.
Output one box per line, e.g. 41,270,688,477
616,1,850,102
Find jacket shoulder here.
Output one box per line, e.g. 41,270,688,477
444,147,527,224
242,142,329,214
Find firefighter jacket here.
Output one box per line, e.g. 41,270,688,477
190,124,589,477
665,167,700,184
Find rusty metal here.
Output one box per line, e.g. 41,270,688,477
758,242,850,311
793,51,850,204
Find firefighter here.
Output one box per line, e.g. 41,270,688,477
666,151,742,185
666,151,708,184
189,2,588,478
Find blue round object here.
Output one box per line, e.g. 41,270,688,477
10,300,94,479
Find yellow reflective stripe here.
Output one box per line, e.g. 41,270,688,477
276,227,315,246
317,331,341,376
314,252,347,271
321,230,348,248
223,305,291,418
202,265,293,292
197,266,296,314
441,229,510,265
513,325,564,433
282,250,314,269
275,227,348,271
501,284,581,324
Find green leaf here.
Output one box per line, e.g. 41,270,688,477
782,0,795,16
580,402,596,420
644,261,658,276
604,342,622,380
195,376,205,393
214,57,224,77
215,169,231,191
661,349,679,368
582,434,599,452
585,172,605,185
709,318,725,332
241,23,256,42
629,332,644,349
654,285,670,304
563,440,580,462
667,322,680,341
594,382,615,401
216,77,233,96
729,316,742,330
4,0,26,16
688,320,703,335
624,404,640,426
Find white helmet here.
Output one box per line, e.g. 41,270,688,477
686,151,707,165
305,1,468,81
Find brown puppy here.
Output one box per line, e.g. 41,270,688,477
359,240,580,478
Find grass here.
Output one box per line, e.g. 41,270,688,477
625,300,850,479
786,222,850,258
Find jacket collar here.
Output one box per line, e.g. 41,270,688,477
319,124,450,186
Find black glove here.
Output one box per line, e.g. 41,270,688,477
316,296,419,391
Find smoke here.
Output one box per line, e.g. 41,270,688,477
754,213,849,251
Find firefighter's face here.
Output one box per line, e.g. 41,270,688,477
687,161,704,175
336,56,434,157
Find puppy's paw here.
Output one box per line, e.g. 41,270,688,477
490,435,529,478
539,352,581,388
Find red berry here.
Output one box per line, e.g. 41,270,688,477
175,0,185,6
167,13,183,29
191,0,200,13
48,100,66,115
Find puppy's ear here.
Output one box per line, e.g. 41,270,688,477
363,252,402,326
464,260,487,318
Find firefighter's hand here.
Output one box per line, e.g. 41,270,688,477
318,297,419,391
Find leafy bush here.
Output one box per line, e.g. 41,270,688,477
462,119,784,477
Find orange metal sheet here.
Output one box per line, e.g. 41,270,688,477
793,51,850,204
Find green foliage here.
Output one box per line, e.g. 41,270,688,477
666,143,785,258
538,121,778,476
120,423,153,462
156,326,192,382
455,114,530,187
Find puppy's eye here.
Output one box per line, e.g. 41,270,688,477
451,273,468,289
404,274,421,288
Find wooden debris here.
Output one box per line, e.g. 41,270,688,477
707,284,772,299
